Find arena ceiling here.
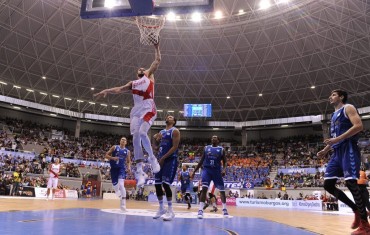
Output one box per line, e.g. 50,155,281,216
0,0,369,122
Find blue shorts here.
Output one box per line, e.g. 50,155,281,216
181,183,191,194
155,157,178,185
111,167,126,186
324,140,361,180
201,167,225,191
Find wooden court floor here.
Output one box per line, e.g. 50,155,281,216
0,197,357,235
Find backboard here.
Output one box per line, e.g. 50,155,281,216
80,0,214,19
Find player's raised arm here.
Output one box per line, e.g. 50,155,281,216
146,43,161,77
93,81,133,99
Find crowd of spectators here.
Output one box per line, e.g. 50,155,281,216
1,116,369,202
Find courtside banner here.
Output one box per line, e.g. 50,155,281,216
20,186,35,197
144,179,244,189
291,200,322,210
65,190,78,199
216,197,236,206
54,189,65,198
236,198,322,210
237,198,292,208
35,187,48,198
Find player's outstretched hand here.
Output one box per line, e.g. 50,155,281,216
93,90,108,99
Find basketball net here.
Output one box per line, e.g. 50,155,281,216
135,16,165,45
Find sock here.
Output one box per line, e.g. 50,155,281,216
167,199,172,211
222,203,226,209
118,179,126,199
159,199,164,211
121,196,126,207
199,202,204,211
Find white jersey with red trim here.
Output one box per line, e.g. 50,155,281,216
49,163,60,178
130,75,157,119
131,75,154,106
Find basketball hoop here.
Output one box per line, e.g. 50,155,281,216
135,16,165,46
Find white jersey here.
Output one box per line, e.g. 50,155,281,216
49,163,60,178
130,74,157,120
131,75,154,107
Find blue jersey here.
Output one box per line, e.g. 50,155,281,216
180,171,190,185
110,145,129,169
158,127,178,158
203,145,224,169
330,105,359,148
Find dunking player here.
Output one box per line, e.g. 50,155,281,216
94,43,161,187
317,90,369,234
105,137,131,212
152,115,180,221
191,135,229,219
46,158,60,200
178,165,192,209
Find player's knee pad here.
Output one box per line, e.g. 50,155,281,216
323,179,337,194
163,183,172,197
155,184,164,197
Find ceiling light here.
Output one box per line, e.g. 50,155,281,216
50,114,57,117
42,76,46,79
64,97,72,100
168,110,174,113
213,128,219,130
311,85,316,89
26,89,34,92
91,87,95,90
259,0,271,10
281,124,289,127
238,9,245,14
259,93,263,97
362,115,370,119
13,85,21,89
227,96,230,99
180,127,187,130
0,81,7,85
277,0,289,3
13,106,21,110
100,104,107,106
191,12,202,22
157,110,163,112
89,102,95,105
123,106,130,109
40,92,47,95
104,0,118,8
112,105,118,108
77,100,84,103
52,95,60,98
167,12,176,21
214,10,223,19
166,96,170,99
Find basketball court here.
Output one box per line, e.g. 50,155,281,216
0,197,357,235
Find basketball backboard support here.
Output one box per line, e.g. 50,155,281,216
80,0,214,19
